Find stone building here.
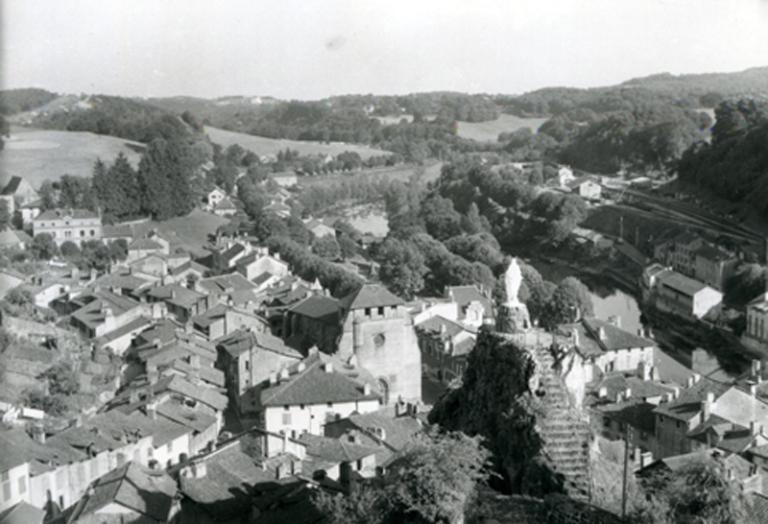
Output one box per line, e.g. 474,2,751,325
32,209,102,246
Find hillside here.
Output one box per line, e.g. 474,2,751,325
456,114,548,142
204,125,389,159
0,88,58,115
0,126,144,187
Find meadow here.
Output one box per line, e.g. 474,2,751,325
204,126,390,159
456,113,549,142
0,126,143,187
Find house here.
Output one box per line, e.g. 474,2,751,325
234,248,289,282
559,317,656,378
0,501,45,524
0,229,31,250
271,172,298,188
653,232,703,277
254,351,382,438
415,315,476,384
31,209,102,246
323,407,425,467
263,201,291,218
192,304,268,341
69,290,151,339
101,223,134,244
298,433,379,481
204,186,227,212
305,219,335,239
284,284,422,404
570,227,614,251
649,268,723,320
556,166,575,188
197,273,257,304
743,292,768,352
0,176,39,208
215,328,302,414
145,284,211,323
212,197,237,217
18,201,42,227
693,244,738,291
66,462,180,524
445,285,493,328
0,269,25,300
566,176,601,201
127,235,170,263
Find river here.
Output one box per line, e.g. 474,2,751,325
529,258,644,334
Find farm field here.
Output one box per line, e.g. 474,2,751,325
0,126,144,187
205,126,390,159
456,113,549,142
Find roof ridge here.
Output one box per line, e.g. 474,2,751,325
261,357,323,405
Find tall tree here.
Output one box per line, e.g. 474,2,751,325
0,199,11,230
136,138,195,220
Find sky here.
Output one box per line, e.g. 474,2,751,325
2,0,768,100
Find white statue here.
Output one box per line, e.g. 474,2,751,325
504,257,523,306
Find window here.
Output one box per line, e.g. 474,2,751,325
364,308,371,316
80,230,85,237
327,402,333,408
245,360,249,370
18,476,26,494
282,413,292,425
378,307,384,315
284,405,290,411
300,404,305,410
373,333,386,348
356,459,363,470
2,481,10,501
90,230,95,236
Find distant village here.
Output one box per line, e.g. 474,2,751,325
1,157,768,524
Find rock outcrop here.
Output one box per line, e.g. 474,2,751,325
430,328,592,502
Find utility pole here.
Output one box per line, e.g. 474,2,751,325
619,215,624,242
621,425,633,518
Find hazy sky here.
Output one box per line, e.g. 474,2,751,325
3,0,768,100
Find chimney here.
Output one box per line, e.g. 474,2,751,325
597,327,607,342
363,383,371,395
639,361,651,381
686,377,694,388
598,387,607,399
31,424,46,444
571,328,580,347
297,362,306,373
750,383,758,397
323,362,333,373
279,368,290,381
624,387,632,400
152,337,161,348
170,289,176,300
751,421,761,436
702,392,714,421
194,462,207,478
147,401,158,420
89,267,97,281
752,360,762,379
608,315,621,328
189,355,200,369
269,372,278,385
282,431,288,453
692,373,701,384
672,387,680,399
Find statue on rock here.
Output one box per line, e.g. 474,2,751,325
497,257,531,333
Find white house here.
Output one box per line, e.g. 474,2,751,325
650,269,723,320
204,186,227,212
256,353,382,438
743,292,768,352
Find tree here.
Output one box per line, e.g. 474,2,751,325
420,195,462,241
80,240,111,271
5,287,32,307
60,240,81,259
31,233,58,260
315,429,490,524
58,175,96,210
41,361,80,396
0,199,11,230
313,236,341,260
108,239,128,262
373,238,428,299
633,456,754,524
38,181,57,210
136,138,196,220
540,276,594,329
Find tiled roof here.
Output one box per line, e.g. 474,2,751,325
598,401,657,434
290,295,340,320
146,284,205,308
214,196,237,210
749,493,768,523
260,353,380,407
591,374,674,402
198,273,255,294
657,269,712,297
95,316,153,344
167,358,225,387
0,176,23,195
453,337,476,356
71,290,142,330
298,433,379,463
221,243,246,262
339,284,402,311
129,238,165,250
156,400,218,433
253,271,274,286
102,224,133,238
653,378,730,421
179,443,273,517
67,462,177,522
217,328,302,359
446,285,492,311
91,271,151,292
0,229,30,247
0,501,45,524
582,317,655,351
35,208,99,221
415,315,466,339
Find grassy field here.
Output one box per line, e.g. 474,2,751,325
0,126,144,187
456,114,549,142
205,126,390,159
131,209,229,257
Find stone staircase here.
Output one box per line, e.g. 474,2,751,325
531,344,592,502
